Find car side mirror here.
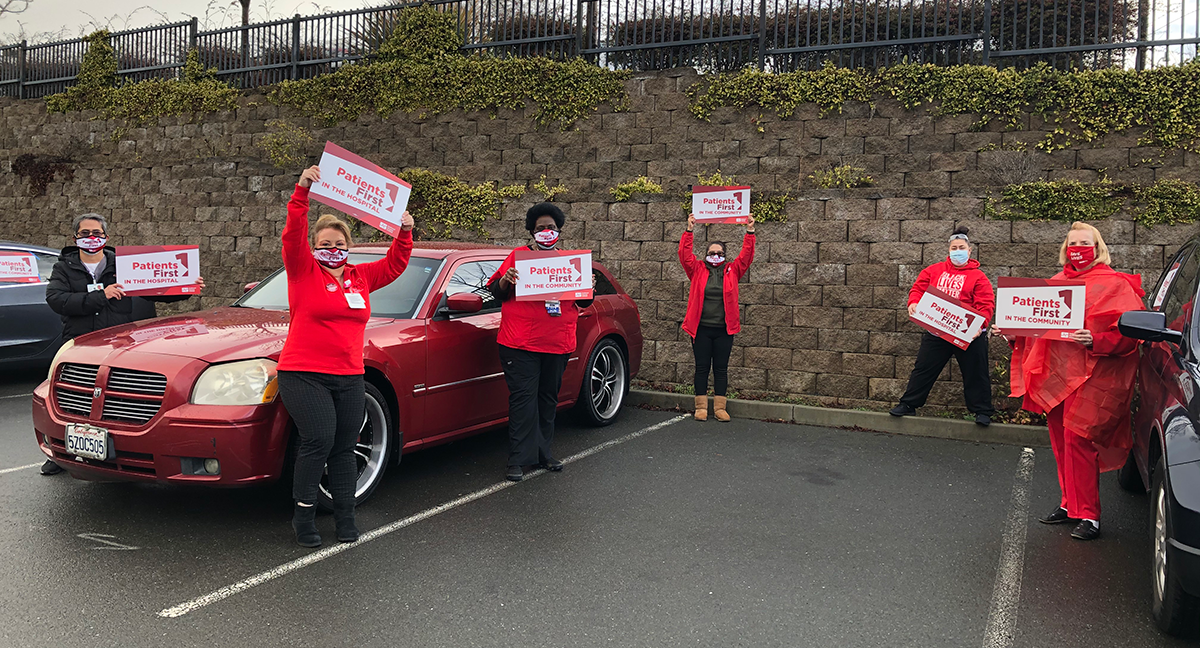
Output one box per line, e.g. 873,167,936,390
243,282,259,294
446,293,483,314
1118,310,1184,345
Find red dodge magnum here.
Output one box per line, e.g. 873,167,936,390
32,243,642,507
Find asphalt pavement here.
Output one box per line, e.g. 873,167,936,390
0,368,1194,648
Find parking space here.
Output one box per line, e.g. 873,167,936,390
0,373,1194,647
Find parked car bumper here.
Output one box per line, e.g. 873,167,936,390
32,380,290,486
1168,460,1200,597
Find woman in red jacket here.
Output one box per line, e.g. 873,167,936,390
278,165,413,548
995,222,1144,541
889,226,996,425
487,203,593,483
679,214,756,422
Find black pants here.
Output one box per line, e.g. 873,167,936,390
499,345,569,467
278,371,366,506
898,332,994,415
693,325,735,397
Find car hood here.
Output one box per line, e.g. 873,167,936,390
73,307,393,365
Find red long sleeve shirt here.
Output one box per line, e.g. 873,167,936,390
679,231,755,338
908,258,996,321
277,185,413,375
487,246,592,355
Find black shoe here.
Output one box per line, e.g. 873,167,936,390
291,503,321,548
40,459,63,475
975,414,992,427
333,503,359,544
889,404,915,417
506,465,523,482
1071,520,1101,541
538,457,564,472
1038,507,1075,525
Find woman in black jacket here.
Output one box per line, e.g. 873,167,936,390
41,213,203,474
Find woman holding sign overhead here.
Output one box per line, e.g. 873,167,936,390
278,166,413,548
679,213,756,422
488,203,593,483
994,222,1143,541
889,226,996,426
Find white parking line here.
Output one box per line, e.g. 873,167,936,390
982,447,1036,648
0,392,33,400
158,414,689,619
0,462,42,475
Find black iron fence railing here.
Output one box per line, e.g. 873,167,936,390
1,0,1196,99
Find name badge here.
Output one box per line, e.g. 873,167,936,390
345,292,367,310
87,283,104,293
545,300,561,317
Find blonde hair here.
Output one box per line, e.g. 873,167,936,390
1058,221,1111,266
311,214,354,248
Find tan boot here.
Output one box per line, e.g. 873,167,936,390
713,396,731,422
693,395,708,421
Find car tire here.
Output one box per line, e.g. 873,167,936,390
317,382,393,512
576,338,628,427
1117,449,1144,493
1150,456,1200,638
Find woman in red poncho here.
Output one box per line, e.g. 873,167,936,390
994,222,1144,541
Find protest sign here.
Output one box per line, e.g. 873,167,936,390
0,251,41,283
1153,261,1181,309
115,246,202,297
995,277,1086,339
691,186,751,224
909,287,987,350
309,142,411,238
513,250,594,302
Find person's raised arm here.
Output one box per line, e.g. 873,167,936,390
678,215,702,280
729,215,757,279
357,212,414,292
282,166,320,276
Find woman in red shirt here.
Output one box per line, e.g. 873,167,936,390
679,214,756,422
487,204,592,482
278,165,413,548
995,222,1144,541
889,226,996,425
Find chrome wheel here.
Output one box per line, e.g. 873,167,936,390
1154,480,1168,604
319,388,390,505
590,343,626,421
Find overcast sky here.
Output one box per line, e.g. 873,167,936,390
0,0,378,42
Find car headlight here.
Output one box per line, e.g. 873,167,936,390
191,359,279,406
47,339,75,381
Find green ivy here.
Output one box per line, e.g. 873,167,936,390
259,119,315,168
690,61,1200,153
399,168,525,238
983,178,1200,228
681,171,792,222
610,176,664,202
809,164,873,189
269,4,628,129
532,175,569,202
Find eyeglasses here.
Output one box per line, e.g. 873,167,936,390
533,225,559,232
76,230,105,238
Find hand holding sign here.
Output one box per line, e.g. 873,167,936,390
299,165,320,189
513,250,593,302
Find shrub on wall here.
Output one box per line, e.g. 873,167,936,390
610,176,664,202
682,171,792,222
982,178,1200,227
400,168,525,238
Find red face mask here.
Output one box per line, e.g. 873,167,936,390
313,248,349,269
1067,246,1096,269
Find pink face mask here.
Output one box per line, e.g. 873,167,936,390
706,254,725,266
76,236,107,253
1067,246,1096,269
313,248,349,269
534,230,560,248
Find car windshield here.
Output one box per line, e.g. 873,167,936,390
235,254,442,319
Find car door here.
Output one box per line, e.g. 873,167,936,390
0,247,63,363
421,257,507,438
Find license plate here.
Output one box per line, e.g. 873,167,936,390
66,423,111,461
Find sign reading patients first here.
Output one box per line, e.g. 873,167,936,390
115,246,201,297
513,250,594,302
310,142,412,238
0,251,40,283
995,277,1086,339
910,287,987,350
691,186,751,224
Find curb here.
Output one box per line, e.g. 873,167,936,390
628,389,1049,448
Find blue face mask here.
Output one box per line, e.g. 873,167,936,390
949,249,970,266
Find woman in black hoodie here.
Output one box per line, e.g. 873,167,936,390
41,213,203,474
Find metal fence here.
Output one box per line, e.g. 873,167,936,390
1,0,1197,99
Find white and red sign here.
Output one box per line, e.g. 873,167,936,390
310,141,411,238
0,251,40,283
115,245,202,297
1153,261,1181,309
910,287,988,350
995,277,1086,339
513,249,594,302
691,185,751,224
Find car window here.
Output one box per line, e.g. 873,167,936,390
235,254,443,319
1151,244,1193,310
34,252,58,282
1161,247,1200,333
0,249,47,284
593,270,617,296
445,260,502,312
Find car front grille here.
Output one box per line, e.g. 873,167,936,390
59,363,99,388
54,387,93,417
102,397,163,425
107,368,168,396
53,364,167,426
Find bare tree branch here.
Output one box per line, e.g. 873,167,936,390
0,0,31,19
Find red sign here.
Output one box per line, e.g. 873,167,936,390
0,251,40,283
309,142,412,238
909,287,988,350
691,185,751,224
115,245,202,297
513,249,594,302
995,277,1086,339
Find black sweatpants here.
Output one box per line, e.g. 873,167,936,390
693,324,735,397
898,332,994,415
278,371,366,506
499,345,569,468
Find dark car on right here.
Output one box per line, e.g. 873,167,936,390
1116,238,1200,638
